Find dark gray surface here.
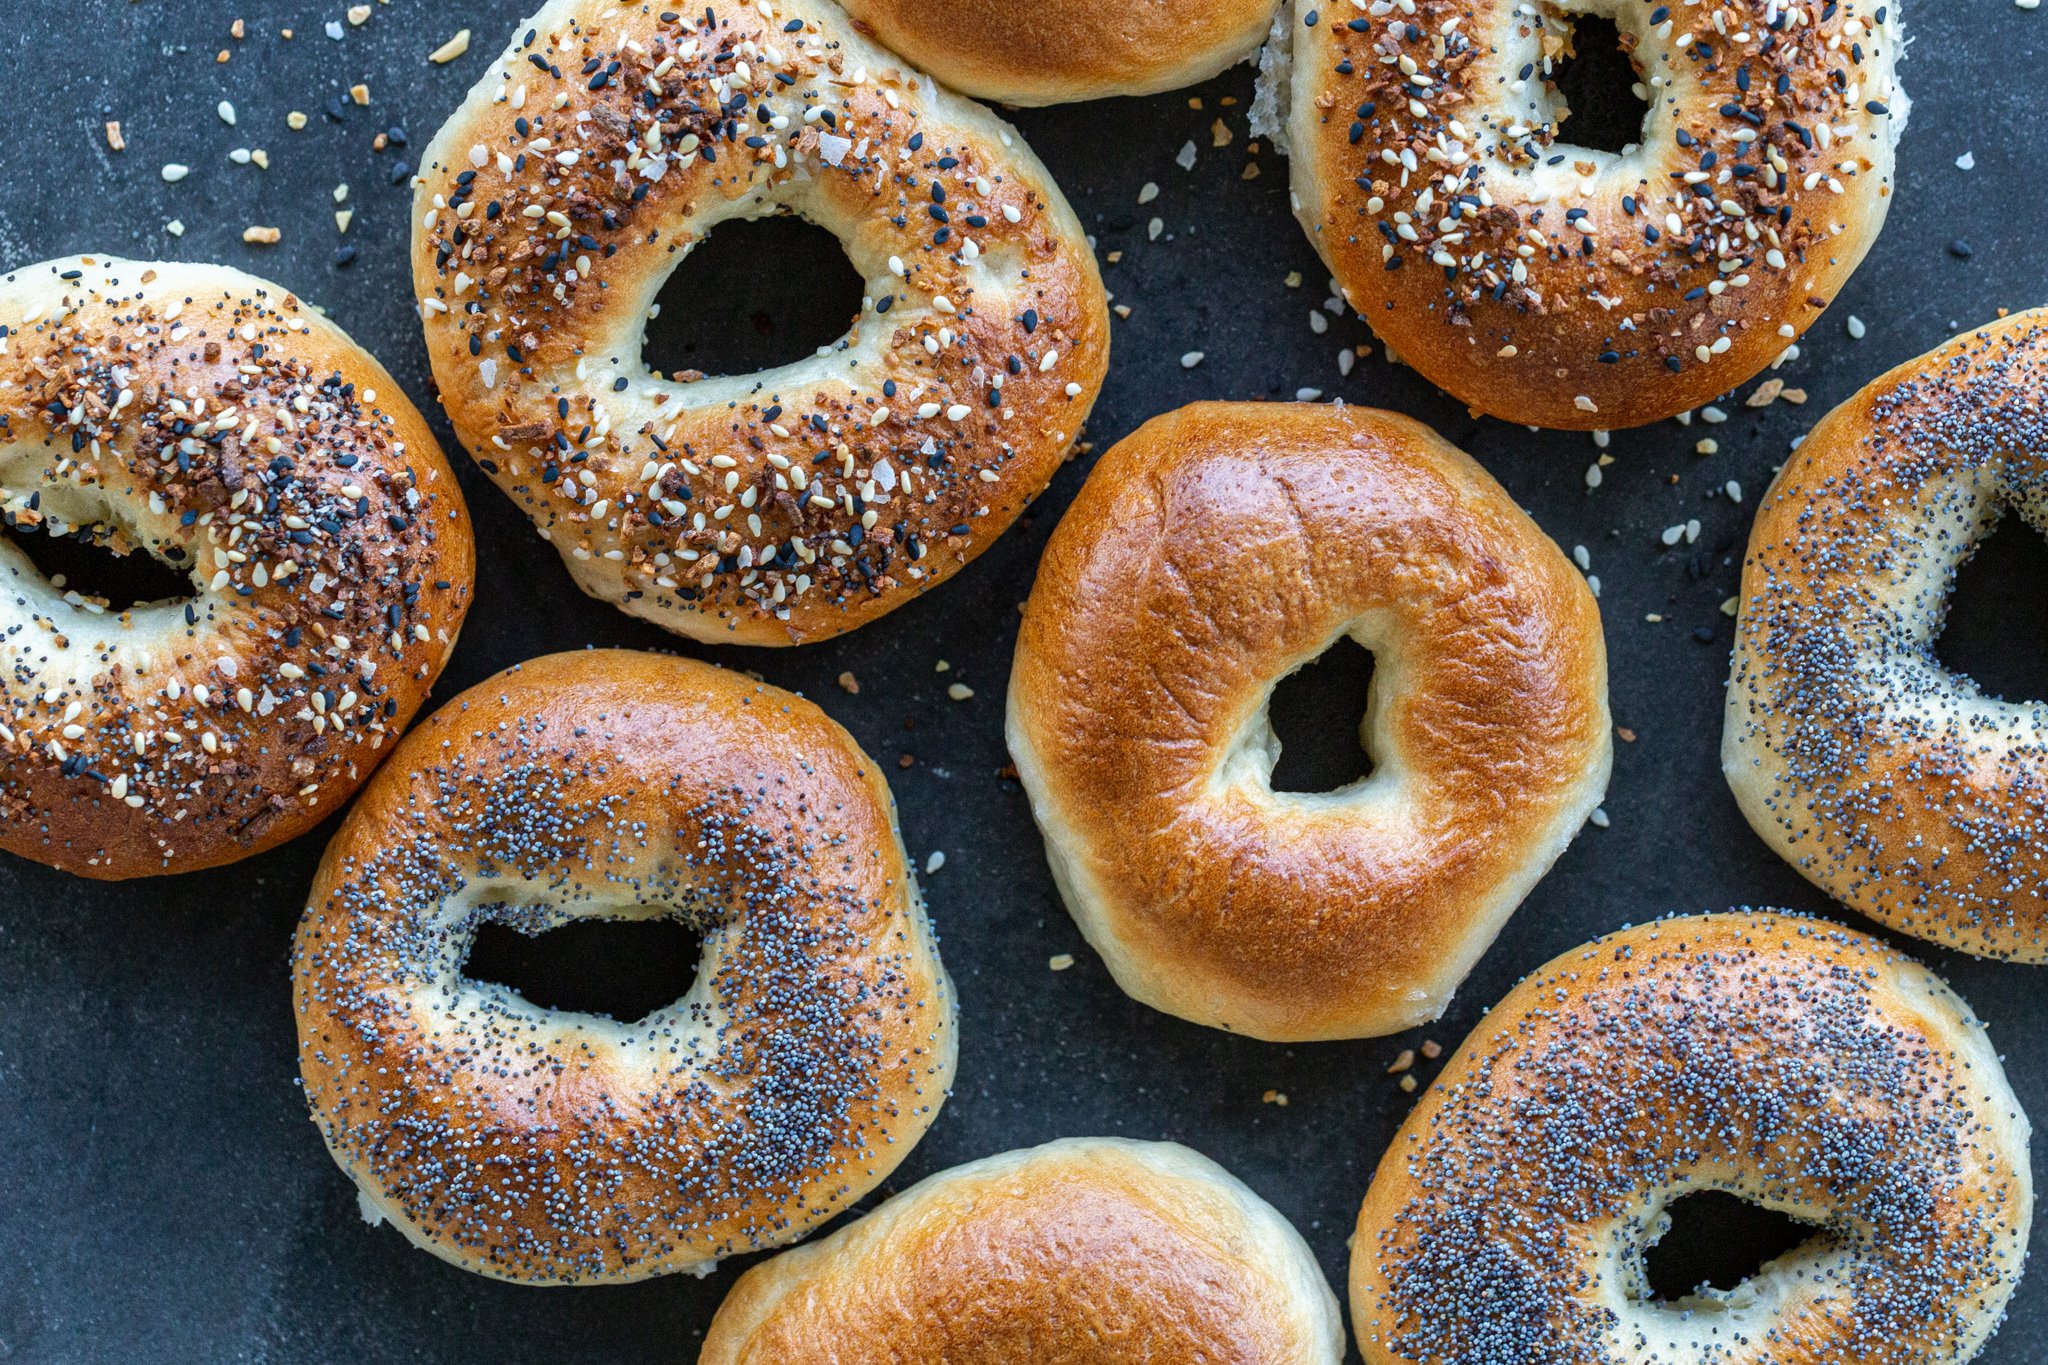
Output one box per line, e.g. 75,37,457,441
2,2,2045,1361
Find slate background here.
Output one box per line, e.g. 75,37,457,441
1,2,2045,1361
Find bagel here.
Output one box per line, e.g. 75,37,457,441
1725,310,2048,960
836,0,1282,105
1007,402,1611,1041
700,1137,1344,1364
412,0,1109,646
1352,912,2033,1365
1257,0,1906,429
292,649,956,1283
0,255,472,880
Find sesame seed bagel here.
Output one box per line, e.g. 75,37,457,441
0,254,472,880
700,1137,1344,1364
1007,402,1612,1042
1260,0,1906,429
835,0,1282,105
412,0,1109,647
1352,912,2033,1365
292,649,957,1284
1724,310,2048,960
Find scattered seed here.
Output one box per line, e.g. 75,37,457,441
429,29,472,63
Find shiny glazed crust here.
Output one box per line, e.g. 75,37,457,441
1724,310,2048,960
1007,402,1611,1041
413,0,1108,646
700,1137,1345,1364
293,649,957,1283
0,255,473,879
838,0,1281,105
1275,0,1905,429
1352,912,2033,1365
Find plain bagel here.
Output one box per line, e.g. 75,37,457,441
1353,912,2033,1365
1725,310,2048,960
0,255,473,879
700,1137,1344,1364
836,0,1283,105
413,0,1109,646
1258,0,1907,429
1007,402,1611,1041
293,649,956,1284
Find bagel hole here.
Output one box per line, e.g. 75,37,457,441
1935,517,2048,703
1267,636,1378,794
1550,16,1650,155
1641,1192,1813,1303
463,915,704,1022
0,519,194,611
640,214,867,379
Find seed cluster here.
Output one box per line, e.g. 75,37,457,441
1357,914,2032,1365
1292,0,1901,416
293,660,956,1283
412,0,1106,641
1726,314,2048,958
0,258,469,876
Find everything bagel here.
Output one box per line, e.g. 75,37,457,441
1352,912,2033,1365
701,1138,1344,1364
413,0,1109,646
835,0,1283,105
1007,402,1610,1041
293,650,956,1283
1259,0,1906,429
1725,310,2048,960
0,256,472,880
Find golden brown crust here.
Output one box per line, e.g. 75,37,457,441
0,255,473,880
702,1138,1344,1364
1276,0,1904,429
1352,912,2033,1365
412,0,1108,646
1724,309,2048,960
839,0,1280,105
1006,402,1610,1041
293,649,957,1284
